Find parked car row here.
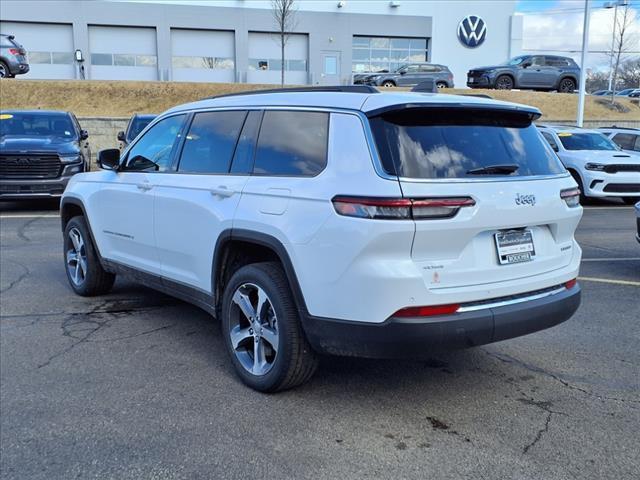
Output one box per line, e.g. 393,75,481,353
0,111,154,199
592,89,640,97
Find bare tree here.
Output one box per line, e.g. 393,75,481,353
609,4,637,101
271,0,297,87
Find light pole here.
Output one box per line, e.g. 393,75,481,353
576,0,591,128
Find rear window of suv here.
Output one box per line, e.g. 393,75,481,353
370,108,565,179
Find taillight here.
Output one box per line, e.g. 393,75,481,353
332,196,475,220
394,304,460,317
8,48,20,55
560,187,580,207
564,278,577,290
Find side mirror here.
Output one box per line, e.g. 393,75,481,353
399,70,406,75
80,129,89,140
97,148,121,170
521,62,531,69
117,130,126,142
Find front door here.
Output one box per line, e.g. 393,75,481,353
89,113,187,275
320,52,340,85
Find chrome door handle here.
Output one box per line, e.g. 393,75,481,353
210,186,234,198
136,183,153,191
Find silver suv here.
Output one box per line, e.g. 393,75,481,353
0,34,29,78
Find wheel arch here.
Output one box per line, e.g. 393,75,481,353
212,229,309,317
496,72,515,86
60,197,106,264
380,78,396,86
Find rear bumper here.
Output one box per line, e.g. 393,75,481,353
8,61,29,75
302,284,581,358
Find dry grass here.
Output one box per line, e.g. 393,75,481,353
1,79,639,121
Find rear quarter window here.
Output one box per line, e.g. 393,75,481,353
253,110,328,176
370,108,565,179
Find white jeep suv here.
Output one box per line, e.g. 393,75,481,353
61,87,583,392
539,125,640,205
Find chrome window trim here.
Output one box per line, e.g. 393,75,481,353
457,286,567,313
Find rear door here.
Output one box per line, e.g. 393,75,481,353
153,109,256,292
368,107,581,291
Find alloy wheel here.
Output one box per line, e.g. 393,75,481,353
0,64,7,78
66,227,88,286
496,77,513,90
560,79,575,93
228,283,279,376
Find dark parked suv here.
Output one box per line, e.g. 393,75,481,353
356,63,453,88
467,55,580,92
0,110,90,199
117,113,156,151
0,34,29,78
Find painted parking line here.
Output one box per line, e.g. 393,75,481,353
0,214,60,219
582,258,640,262
578,276,640,287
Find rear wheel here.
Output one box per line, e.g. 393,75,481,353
558,78,576,93
382,80,395,88
623,197,639,205
436,81,448,89
0,61,11,78
495,75,514,90
63,216,115,296
221,262,318,392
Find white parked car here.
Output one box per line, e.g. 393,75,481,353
598,126,640,155
61,87,583,391
539,125,640,205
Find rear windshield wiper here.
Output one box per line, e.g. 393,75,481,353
466,164,520,175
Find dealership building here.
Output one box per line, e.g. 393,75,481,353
0,0,523,87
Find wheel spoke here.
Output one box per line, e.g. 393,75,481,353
230,325,253,350
78,256,88,278
74,262,81,284
255,287,268,320
232,290,255,321
261,326,279,353
252,339,267,375
66,250,78,266
70,230,81,252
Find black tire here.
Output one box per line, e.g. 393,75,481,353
381,80,395,88
558,78,576,93
568,170,588,205
63,216,115,296
221,262,318,392
495,75,514,90
436,81,448,89
0,61,11,79
622,197,639,205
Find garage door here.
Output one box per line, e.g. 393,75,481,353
0,22,75,79
247,32,308,85
89,26,157,81
171,29,235,83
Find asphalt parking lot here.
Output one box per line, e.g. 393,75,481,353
1,200,638,480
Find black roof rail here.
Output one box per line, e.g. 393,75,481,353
207,85,379,99
598,125,640,131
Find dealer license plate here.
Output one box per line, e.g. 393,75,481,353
495,229,535,265
468,77,475,83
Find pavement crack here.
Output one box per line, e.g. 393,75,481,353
483,349,639,407
523,410,552,454
0,261,30,294
16,217,39,243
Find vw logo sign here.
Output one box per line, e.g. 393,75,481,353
458,15,487,48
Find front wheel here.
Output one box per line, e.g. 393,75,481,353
64,216,115,296
381,81,395,88
436,82,448,89
569,171,588,205
221,262,318,392
0,61,11,79
495,75,514,90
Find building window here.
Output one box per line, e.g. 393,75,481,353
91,53,158,67
172,56,234,69
351,36,429,73
248,58,307,72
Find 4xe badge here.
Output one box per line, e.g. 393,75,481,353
515,193,536,206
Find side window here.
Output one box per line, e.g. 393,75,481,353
531,56,545,66
612,133,635,150
634,136,640,152
406,64,420,72
230,110,262,174
253,111,329,176
541,131,559,151
419,65,437,73
178,110,247,174
125,114,186,172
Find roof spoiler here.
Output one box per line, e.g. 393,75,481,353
365,102,542,120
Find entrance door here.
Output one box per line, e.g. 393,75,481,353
320,52,340,85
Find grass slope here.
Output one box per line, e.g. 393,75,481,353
1,79,638,121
